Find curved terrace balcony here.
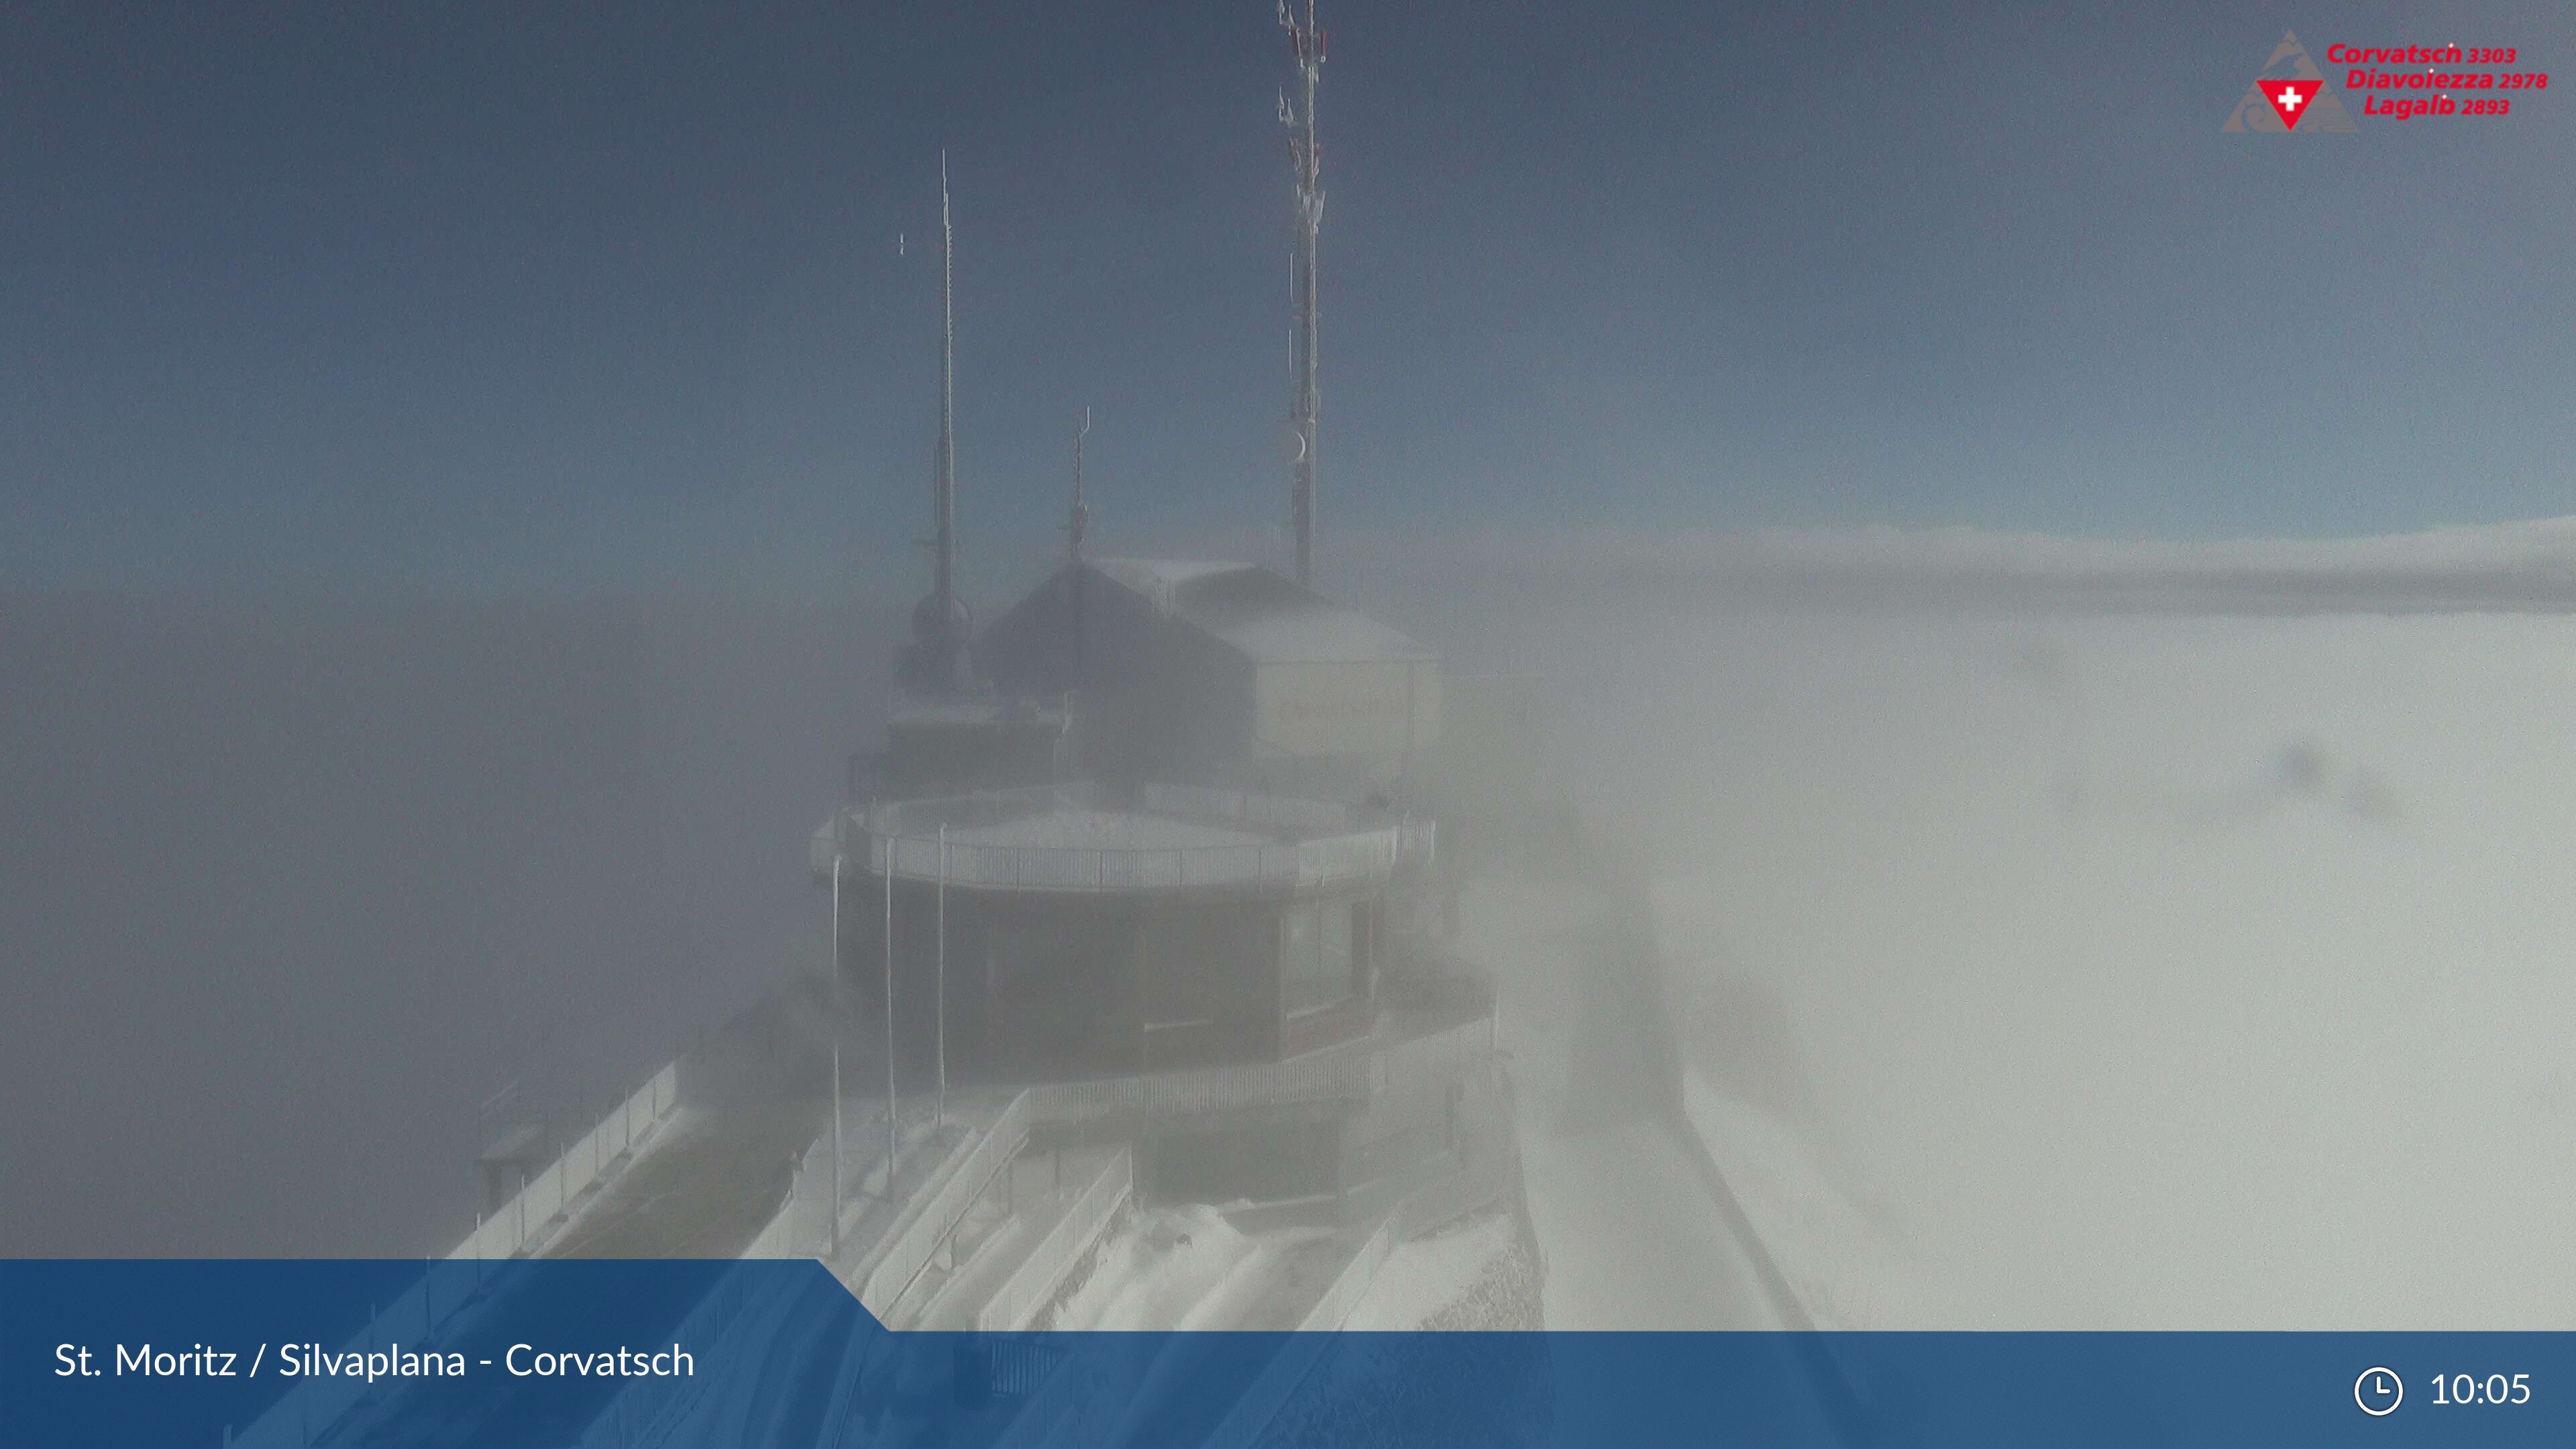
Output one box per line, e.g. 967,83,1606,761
812,782,1434,894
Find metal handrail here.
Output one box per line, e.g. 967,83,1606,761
813,771,1437,894
853,821,1428,892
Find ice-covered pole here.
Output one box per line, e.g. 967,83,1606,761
883,841,898,1179
1279,0,1326,587
831,1043,843,1254
935,824,947,1127
1067,409,1091,565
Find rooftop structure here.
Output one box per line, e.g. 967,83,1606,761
977,559,1439,790
1085,558,1432,663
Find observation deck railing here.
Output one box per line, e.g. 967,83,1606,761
810,782,1434,894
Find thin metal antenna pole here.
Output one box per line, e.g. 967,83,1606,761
932,152,958,668
936,823,948,1127
830,1042,843,1256
883,838,898,1182
830,849,845,1246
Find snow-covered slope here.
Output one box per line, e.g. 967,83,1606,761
1457,878,1789,1330
1053,1205,1327,1333
1342,1214,1522,1332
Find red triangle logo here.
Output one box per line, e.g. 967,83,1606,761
2263,78,2322,129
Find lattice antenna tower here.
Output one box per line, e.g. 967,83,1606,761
1278,0,1326,587
1066,408,1093,564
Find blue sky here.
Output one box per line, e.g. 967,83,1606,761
4,1,2570,596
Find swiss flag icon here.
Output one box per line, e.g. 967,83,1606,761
2264,79,2322,129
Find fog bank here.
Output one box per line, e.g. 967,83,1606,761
1521,604,2576,1328
0,592,891,1255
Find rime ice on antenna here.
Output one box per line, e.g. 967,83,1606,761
1066,408,1092,564
1279,0,1326,588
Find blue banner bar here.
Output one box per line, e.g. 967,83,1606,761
5,1260,2570,1447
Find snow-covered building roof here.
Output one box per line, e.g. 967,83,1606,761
1077,559,1435,664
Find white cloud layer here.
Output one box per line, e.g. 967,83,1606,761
1117,515,2576,614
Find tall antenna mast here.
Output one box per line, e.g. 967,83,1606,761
932,150,958,656
1279,0,1325,588
1067,408,1092,564
901,152,969,694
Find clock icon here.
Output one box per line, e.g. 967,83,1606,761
2355,1366,2404,1417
